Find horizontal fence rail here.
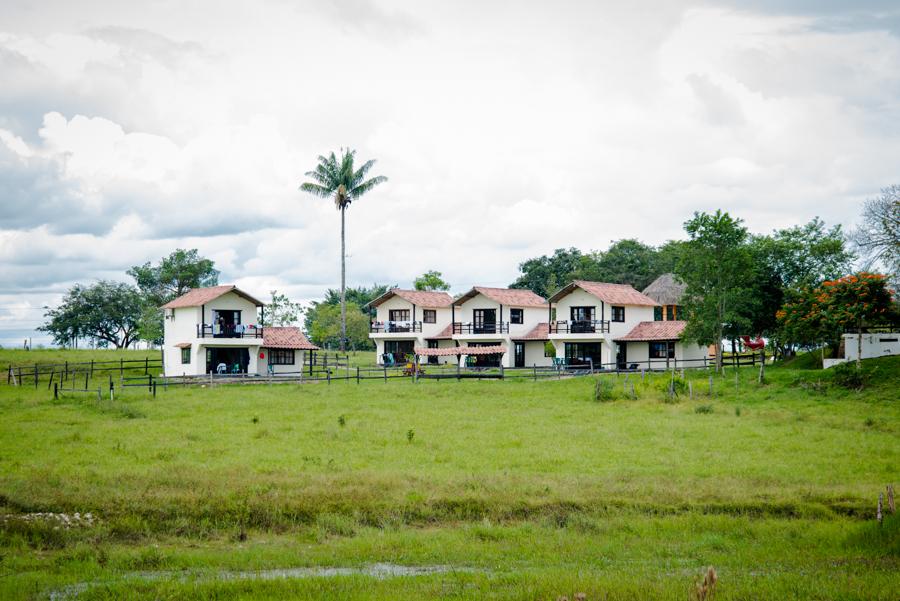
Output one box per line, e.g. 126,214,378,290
6,357,162,387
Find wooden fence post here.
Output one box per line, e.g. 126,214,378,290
152,381,157,398
34,365,38,388
499,363,504,380
533,365,537,381
84,371,89,390
877,493,883,525
90,360,94,380
887,485,895,514
327,369,331,385
48,370,54,390
356,367,360,384
53,383,58,400
64,361,68,381
18,367,22,386
7,364,11,385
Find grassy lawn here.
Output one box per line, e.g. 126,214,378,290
0,353,897,599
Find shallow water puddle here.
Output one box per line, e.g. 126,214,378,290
49,563,473,600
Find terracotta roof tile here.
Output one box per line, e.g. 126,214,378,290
513,322,549,341
550,281,658,306
614,320,687,341
367,288,453,309
161,285,265,309
455,287,548,307
262,327,320,350
413,344,507,357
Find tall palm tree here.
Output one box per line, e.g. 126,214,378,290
300,149,387,351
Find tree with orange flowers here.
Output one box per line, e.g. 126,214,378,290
777,273,896,368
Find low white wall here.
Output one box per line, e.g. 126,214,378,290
842,333,900,361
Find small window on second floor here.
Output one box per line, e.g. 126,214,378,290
611,306,625,322
423,309,436,323
510,308,523,324
654,307,663,321
666,305,676,321
181,347,191,364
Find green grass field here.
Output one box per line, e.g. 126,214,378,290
0,350,897,599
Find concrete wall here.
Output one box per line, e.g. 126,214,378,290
841,333,900,361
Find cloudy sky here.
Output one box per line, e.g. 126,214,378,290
1,1,899,346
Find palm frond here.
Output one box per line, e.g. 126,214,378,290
350,175,388,198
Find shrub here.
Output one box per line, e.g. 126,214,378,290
338,414,346,427
695,404,714,414
593,378,616,402
406,429,415,443
831,362,872,390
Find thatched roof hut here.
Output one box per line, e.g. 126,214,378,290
642,273,686,305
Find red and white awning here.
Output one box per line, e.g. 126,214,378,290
413,345,507,357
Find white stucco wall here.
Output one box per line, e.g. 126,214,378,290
842,333,900,361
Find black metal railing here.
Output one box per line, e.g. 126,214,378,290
197,324,264,338
549,320,610,334
452,322,510,335
370,321,423,333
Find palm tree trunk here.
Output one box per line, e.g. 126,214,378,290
340,205,347,352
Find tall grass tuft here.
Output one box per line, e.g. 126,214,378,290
593,378,616,402
693,566,717,600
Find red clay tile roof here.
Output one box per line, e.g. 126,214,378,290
454,287,547,307
263,327,320,350
161,285,265,309
366,288,453,309
513,322,549,341
549,281,658,306
414,344,507,357
426,323,455,340
614,320,687,342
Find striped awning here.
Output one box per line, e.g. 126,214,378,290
414,345,507,357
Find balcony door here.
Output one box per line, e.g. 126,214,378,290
570,306,595,333
514,342,525,367
472,309,496,334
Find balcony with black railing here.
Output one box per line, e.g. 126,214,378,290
197,323,264,338
549,320,610,334
370,321,423,333
452,322,510,335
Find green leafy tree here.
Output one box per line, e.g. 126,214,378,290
260,290,303,327
300,149,388,351
749,218,854,357
322,284,393,318
128,248,219,345
414,270,451,291
306,301,373,350
676,210,754,372
854,185,900,283
594,239,661,291
775,286,841,363
509,248,599,298
40,281,143,349
128,248,219,304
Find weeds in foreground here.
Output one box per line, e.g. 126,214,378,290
695,404,714,414
406,429,415,443
693,566,718,600
593,379,616,402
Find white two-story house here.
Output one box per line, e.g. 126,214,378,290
449,287,552,368
366,289,456,364
548,281,659,369
161,285,318,376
